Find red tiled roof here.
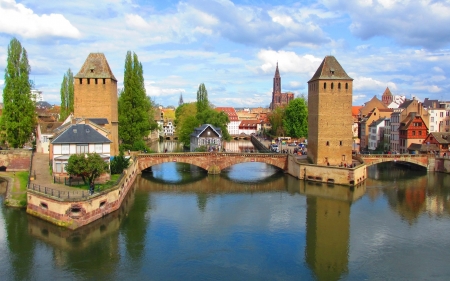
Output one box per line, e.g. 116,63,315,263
216,107,239,121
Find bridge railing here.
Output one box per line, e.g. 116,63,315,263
360,153,434,158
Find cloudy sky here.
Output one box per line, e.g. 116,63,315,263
0,0,449,108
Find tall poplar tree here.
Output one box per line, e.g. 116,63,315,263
1,38,36,148
59,68,74,121
118,51,154,151
196,83,209,116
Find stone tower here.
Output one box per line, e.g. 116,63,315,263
307,56,353,165
381,87,393,106
74,53,119,156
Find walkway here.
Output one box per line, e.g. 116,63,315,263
30,153,79,192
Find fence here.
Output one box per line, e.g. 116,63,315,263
28,183,93,199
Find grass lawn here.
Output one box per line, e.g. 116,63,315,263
8,171,29,207
71,174,122,192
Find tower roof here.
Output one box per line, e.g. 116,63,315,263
274,62,280,78
308,56,353,82
75,53,117,81
382,87,393,96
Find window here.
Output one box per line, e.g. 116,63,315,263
77,144,89,154
324,82,327,89
431,117,434,122
95,144,103,153
419,131,422,135
55,162,67,173
331,82,334,89
326,141,329,146
340,141,342,146
61,144,70,154
345,83,348,89
87,78,90,84
95,78,98,84
440,112,444,117
103,78,106,84
338,83,341,89
412,131,416,136
79,78,82,84
43,136,48,143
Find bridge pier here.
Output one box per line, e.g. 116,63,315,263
207,165,221,174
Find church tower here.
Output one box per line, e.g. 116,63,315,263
74,53,119,156
307,56,353,165
381,87,393,106
271,63,281,110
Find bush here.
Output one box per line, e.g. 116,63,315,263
110,151,130,174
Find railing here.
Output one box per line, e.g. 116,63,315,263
28,183,92,199
360,154,433,158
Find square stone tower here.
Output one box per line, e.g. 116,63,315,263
74,53,119,155
307,56,353,165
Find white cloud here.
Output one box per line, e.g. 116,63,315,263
353,76,396,92
322,0,450,49
0,0,80,38
257,50,322,75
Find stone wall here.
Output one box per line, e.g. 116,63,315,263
26,158,138,230
435,157,450,173
0,149,32,171
287,155,366,186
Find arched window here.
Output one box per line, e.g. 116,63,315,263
331,83,334,89
338,83,341,89
324,82,327,89
345,83,348,89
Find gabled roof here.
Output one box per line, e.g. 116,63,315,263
190,124,222,138
399,99,414,109
74,53,117,81
52,124,112,144
308,56,353,82
88,118,109,125
428,132,450,144
369,118,386,128
39,122,63,135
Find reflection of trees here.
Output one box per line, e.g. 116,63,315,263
2,206,35,281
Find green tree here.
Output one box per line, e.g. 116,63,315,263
178,115,199,146
66,153,109,185
269,106,286,137
118,51,155,151
283,97,308,138
59,68,74,121
196,83,209,116
1,38,36,148
110,150,130,174
197,108,231,141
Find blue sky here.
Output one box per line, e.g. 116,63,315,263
0,0,449,108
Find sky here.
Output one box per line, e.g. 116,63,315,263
0,0,449,108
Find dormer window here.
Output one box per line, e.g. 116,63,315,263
90,67,94,73
330,68,335,75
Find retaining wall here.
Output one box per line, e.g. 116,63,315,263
26,159,139,230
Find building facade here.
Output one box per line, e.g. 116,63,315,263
307,56,353,165
73,53,119,155
399,113,428,153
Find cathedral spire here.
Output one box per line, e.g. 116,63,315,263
275,62,280,78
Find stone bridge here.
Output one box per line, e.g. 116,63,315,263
137,152,288,174
360,154,434,170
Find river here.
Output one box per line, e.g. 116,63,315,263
1,156,450,280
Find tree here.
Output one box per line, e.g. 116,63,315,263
110,150,130,174
268,106,286,137
118,51,156,151
1,38,36,148
66,153,109,185
59,68,74,121
197,108,231,141
283,97,308,138
196,83,209,116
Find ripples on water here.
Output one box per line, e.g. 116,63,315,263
1,161,450,280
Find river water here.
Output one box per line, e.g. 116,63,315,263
1,157,450,280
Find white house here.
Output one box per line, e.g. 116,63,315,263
368,118,387,151
215,107,240,136
36,122,63,153
51,120,111,177
190,124,222,152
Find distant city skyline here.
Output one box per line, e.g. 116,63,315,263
1,0,449,107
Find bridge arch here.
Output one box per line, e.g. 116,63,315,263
360,154,432,170
137,152,288,174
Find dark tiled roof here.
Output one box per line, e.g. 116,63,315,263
308,56,353,82
190,124,222,138
408,143,438,152
399,99,414,109
52,124,111,144
88,118,109,125
75,53,117,81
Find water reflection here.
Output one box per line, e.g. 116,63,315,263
1,163,450,280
